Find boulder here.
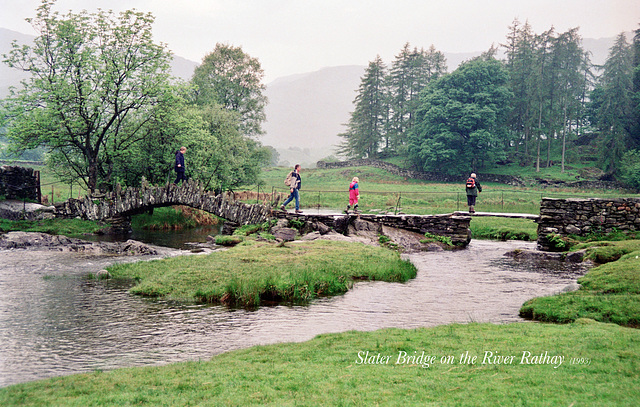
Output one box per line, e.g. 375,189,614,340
272,227,297,242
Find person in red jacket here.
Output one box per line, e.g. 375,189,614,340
346,176,360,214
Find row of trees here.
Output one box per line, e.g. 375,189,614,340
338,43,447,158
1,0,270,193
340,19,640,183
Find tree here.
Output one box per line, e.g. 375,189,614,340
503,19,538,160
338,55,388,158
408,56,513,175
387,43,447,152
590,33,634,174
1,0,173,192
188,104,270,193
191,43,267,138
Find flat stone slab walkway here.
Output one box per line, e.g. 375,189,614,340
453,211,540,220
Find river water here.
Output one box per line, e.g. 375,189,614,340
0,237,587,388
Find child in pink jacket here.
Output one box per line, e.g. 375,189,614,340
346,177,359,213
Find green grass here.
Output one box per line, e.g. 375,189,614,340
107,239,417,307
2,321,638,406
130,206,219,230
520,240,640,327
248,166,634,215
0,218,105,236
470,217,538,241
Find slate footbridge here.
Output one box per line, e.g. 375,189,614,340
51,181,639,250
52,180,474,245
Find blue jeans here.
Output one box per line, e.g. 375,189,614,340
282,189,300,210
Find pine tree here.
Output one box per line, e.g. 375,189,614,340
592,33,634,174
338,56,388,158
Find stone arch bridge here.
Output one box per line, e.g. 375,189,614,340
53,180,273,233
52,180,473,245
50,181,640,250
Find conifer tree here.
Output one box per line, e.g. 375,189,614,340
338,56,388,158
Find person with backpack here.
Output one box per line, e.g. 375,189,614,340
345,176,360,214
280,164,302,213
465,173,482,213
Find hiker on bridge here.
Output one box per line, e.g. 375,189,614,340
281,164,302,213
465,173,482,213
346,176,360,214
174,146,187,185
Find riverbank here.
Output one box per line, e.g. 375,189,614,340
520,239,640,327
1,320,638,406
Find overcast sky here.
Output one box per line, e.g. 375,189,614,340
1,0,638,83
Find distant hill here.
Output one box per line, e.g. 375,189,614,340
263,65,365,167
1,27,626,167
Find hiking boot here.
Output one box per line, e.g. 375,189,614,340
280,205,286,211
295,209,302,214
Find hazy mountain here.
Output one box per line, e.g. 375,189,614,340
1,27,626,167
263,65,365,167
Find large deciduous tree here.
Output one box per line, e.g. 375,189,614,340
408,56,513,175
1,0,173,192
191,43,267,138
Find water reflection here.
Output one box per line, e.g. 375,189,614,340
0,239,587,387
82,224,223,249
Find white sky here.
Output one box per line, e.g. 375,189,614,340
1,0,638,83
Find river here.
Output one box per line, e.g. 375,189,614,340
0,236,587,388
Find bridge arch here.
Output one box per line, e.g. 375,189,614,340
53,180,273,232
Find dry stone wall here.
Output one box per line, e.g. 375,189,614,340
276,212,472,246
537,197,640,250
0,166,40,202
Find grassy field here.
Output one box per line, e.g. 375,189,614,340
1,321,638,406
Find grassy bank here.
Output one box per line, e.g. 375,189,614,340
0,218,105,236
131,206,219,230
107,239,417,306
469,217,538,241
520,239,640,327
2,321,638,406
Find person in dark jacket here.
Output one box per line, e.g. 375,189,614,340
174,146,187,185
465,173,482,213
280,164,302,213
